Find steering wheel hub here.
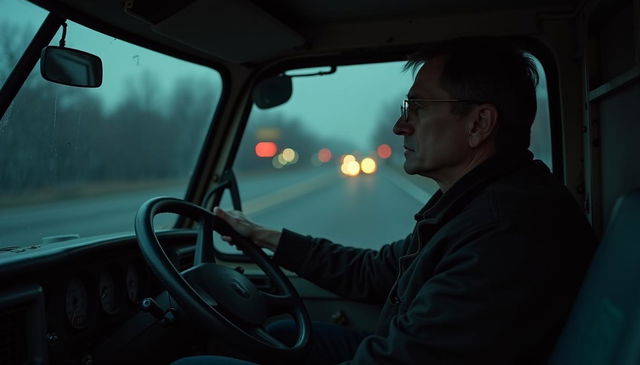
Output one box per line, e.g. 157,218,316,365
182,263,268,326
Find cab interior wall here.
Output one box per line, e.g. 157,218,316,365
530,11,589,211
584,0,640,233
598,83,640,228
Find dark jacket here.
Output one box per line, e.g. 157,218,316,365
273,151,596,364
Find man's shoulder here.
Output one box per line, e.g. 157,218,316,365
464,160,583,224
424,159,593,245
489,160,571,203
434,162,594,256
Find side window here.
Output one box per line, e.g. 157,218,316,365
0,16,221,246
216,58,551,254
529,56,552,169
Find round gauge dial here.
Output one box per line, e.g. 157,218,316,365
65,277,88,329
98,271,119,315
125,264,139,303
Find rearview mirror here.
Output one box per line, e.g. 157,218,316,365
252,75,292,109
40,46,103,87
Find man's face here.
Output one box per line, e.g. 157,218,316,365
393,56,471,180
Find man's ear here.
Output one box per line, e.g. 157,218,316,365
468,104,498,148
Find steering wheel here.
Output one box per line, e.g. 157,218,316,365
134,197,311,360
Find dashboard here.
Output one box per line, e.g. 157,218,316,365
0,230,198,365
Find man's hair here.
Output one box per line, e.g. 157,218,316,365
405,37,539,153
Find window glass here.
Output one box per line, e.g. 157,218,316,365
217,57,551,254
0,0,47,86
529,56,552,168
0,16,222,247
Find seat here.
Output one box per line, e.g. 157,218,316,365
549,190,640,364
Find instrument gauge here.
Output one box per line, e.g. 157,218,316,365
125,264,140,303
65,277,89,329
98,271,119,315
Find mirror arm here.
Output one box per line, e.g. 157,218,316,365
285,65,337,78
59,22,67,48
202,170,242,211
228,170,242,211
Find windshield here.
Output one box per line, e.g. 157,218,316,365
0,0,222,248
215,58,552,255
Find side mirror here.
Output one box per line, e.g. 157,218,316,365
252,75,292,109
40,46,103,87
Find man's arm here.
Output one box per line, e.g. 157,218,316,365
214,207,407,303
273,229,409,303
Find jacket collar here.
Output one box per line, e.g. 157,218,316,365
414,150,534,223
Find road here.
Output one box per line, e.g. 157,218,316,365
0,165,432,251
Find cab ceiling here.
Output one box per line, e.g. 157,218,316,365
30,0,579,65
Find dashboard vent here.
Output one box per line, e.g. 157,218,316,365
0,307,28,365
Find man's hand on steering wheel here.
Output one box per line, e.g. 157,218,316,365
213,207,281,252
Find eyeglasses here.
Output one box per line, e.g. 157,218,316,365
400,99,481,122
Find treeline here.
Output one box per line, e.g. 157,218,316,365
0,73,218,193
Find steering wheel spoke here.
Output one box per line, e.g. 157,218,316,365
262,292,295,316
194,215,216,265
252,327,289,350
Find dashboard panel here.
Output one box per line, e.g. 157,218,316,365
0,230,198,365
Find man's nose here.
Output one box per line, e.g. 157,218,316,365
393,116,413,135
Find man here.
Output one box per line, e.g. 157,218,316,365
175,37,596,364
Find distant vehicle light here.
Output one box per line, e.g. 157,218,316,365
342,154,356,164
272,155,285,168
282,148,297,163
277,153,288,165
318,148,332,163
361,157,377,174
341,160,361,176
377,144,392,159
255,142,278,157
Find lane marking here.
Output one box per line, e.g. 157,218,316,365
381,168,432,203
243,170,336,215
